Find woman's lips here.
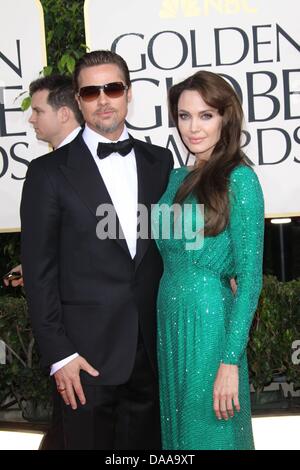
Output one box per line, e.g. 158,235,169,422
189,138,205,144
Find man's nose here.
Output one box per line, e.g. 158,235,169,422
97,89,109,105
28,112,35,123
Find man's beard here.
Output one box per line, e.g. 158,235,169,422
93,107,121,136
95,120,120,135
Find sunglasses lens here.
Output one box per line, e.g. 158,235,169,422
104,82,126,98
79,86,100,102
79,83,128,101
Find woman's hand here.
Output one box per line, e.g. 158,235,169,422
213,363,240,420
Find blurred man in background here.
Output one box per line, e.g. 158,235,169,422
4,74,83,449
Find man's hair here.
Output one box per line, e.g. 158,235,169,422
73,50,131,92
29,74,84,125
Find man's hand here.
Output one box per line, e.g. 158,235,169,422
54,356,99,409
213,363,240,420
3,264,24,287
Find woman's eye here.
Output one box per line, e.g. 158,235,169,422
179,113,189,120
202,113,213,120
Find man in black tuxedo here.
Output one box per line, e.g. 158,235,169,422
5,74,84,450
21,50,173,450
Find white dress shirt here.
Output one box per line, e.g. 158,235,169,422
51,124,138,375
83,124,138,257
57,126,82,148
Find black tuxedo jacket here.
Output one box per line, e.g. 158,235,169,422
21,132,173,385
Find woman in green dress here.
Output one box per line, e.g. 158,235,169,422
152,71,264,450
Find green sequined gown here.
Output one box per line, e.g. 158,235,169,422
152,165,264,450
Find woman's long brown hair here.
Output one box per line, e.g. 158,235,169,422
169,71,247,236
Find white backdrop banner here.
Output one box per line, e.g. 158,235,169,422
0,0,48,231
84,0,300,217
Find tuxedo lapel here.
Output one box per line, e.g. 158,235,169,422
134,140,159,271
59,133,130,256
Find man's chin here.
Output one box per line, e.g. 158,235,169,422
36,134,47,143
96,124,118,134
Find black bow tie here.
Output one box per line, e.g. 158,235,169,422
97,137,134,160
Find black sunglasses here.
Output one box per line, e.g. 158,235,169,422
78,82,129,101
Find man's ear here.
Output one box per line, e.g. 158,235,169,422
75,94,82,111
58,106,71,123
127,86,132,104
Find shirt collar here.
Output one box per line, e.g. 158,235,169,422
57,126,82,149
82,124,130,157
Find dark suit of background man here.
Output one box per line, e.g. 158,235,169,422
21,50,173,450
5,74,84,450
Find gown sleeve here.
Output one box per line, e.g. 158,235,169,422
222,165,265,365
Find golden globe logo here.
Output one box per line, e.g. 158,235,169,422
159,0,257,18
85,0,300,216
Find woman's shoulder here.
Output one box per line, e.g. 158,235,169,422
161,165,189,197
229,164,261,190
171,165,190,176
230,164,258,181
167,165,189,183
229,164,264,208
